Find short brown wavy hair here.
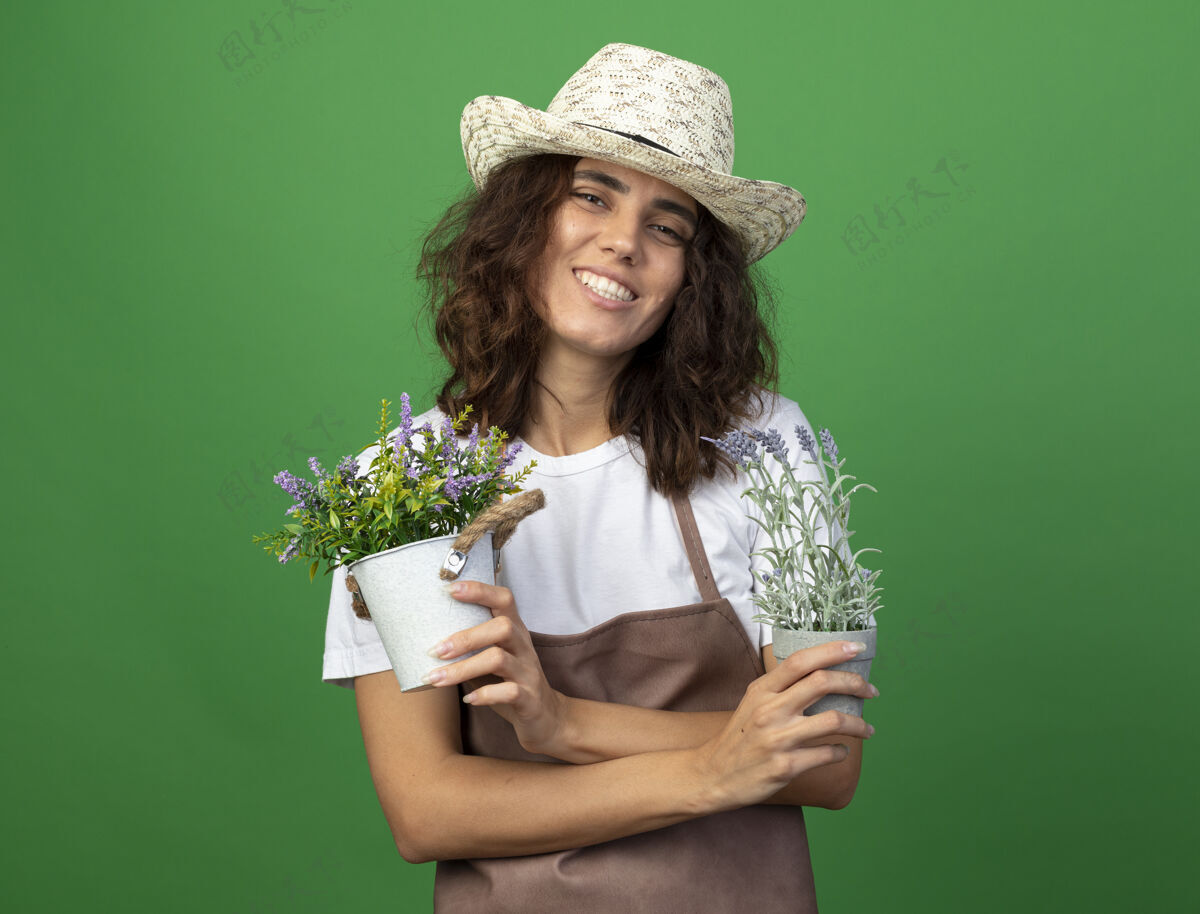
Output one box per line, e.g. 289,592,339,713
418,154,779,497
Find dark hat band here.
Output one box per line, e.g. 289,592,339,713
578,123,680,157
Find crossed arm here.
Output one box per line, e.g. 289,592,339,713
355,580,875,863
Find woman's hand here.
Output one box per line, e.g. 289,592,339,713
422,580,568,757
690,640,877,814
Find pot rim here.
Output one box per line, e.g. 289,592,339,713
347,530,493,571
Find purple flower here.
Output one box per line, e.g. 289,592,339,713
273,470,316,506
748,427,788,462
444,468,463,503
392,393,414,463
819,428,839,461
279,536,301,564
496,441,523,474
335,454,359,481
795,425,817,459
445,471,489,500
399,393,413,435
703,430,761,468
467,471,496,491
307,456,328,479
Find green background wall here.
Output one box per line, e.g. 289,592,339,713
4,1,1196,911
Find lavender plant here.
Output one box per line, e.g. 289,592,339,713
254,395,533,580
706,424,883,632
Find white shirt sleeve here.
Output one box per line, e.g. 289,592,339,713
319,406,453,688
321,563,393,688
318,434,398,689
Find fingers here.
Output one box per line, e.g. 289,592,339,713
747,643,878,737
424,644,514,688
459,679,520,707
760,668,877,728
430,612,522,663
764,640,869,691
423,600,530,689
788,668,878,714
429,582,524,663
741,675,875,747
446,580,518,619
694,700,871,811
767,741,855,784
795,742,853,772
784,708,875,746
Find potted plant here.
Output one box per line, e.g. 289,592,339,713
254,394,542,691
707,424,883,716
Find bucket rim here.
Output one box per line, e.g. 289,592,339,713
346,530,494,571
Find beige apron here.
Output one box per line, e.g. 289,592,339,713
434,494,819,913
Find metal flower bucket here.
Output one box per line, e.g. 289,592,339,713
348,533,497,692
345,490,545,693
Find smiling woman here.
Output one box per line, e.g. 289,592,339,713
420,150,775,494
322,43,877,912
534,160,693,365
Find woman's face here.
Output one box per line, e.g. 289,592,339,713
532,158,698,367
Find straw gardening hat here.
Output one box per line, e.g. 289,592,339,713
460,43,807,263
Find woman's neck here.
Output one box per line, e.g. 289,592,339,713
522,345,630,457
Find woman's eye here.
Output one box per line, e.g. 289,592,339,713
573,191,604,206
650,224,686,243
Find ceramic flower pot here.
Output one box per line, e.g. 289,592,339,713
771,625,877,717
348,531,495,692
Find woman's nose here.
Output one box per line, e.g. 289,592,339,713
598,212,641,262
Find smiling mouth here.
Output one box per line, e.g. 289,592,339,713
573,269,636,303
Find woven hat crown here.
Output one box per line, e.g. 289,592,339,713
460,43,806,261
545,44,736,176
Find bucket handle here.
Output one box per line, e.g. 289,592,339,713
343,488,546,620
345,573,371,620
439,488,546,581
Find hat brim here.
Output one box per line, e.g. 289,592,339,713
461,95,806,263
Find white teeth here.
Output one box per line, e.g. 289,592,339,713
574,270,634,302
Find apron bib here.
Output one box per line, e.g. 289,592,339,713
434,495,819,913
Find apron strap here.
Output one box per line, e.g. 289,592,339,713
671,493,722,603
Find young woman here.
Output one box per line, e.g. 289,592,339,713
323,44,876,912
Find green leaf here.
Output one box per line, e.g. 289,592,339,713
329,510,341,530
284,524,303,535
309,560,319,582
